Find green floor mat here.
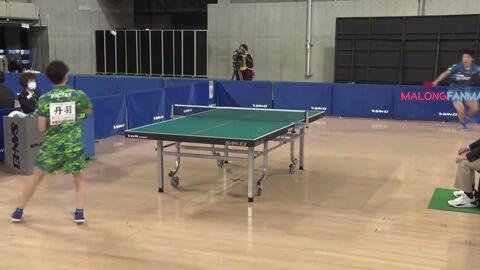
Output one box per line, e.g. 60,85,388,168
428,188,480,214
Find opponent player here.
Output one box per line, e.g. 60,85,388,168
10,61,93,224
428,50,480,131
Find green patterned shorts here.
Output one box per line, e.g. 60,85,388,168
36,149,87,174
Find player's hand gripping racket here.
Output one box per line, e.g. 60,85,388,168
423,81,434,90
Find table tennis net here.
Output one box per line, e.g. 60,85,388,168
172,104,310,123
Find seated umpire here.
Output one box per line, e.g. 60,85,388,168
449,140,480,208
18,72,41,114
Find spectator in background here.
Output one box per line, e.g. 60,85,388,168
0,71,14,109
18,72,41,114
8,56,22,73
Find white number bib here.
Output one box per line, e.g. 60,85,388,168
49,102,76,126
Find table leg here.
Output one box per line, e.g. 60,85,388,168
168,142,181,187
212,145,225,168
289,132,298,173
256,141,269,196
263,141,269,181
299,127,305,170
248,146,254,203
157,140,164,192
224,144,229,164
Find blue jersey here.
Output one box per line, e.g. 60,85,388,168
448,63,480,89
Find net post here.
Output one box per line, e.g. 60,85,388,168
305,111,309,128
171,104,175,119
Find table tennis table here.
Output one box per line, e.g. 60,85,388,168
125,105,325,202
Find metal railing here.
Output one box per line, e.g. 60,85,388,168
96,29,208,77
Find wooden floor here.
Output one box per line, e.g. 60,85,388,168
1,117,480,270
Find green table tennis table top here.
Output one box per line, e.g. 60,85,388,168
125,107,325,147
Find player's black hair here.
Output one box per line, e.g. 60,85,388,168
45,60,69,84
0,71,4,83
462,50,475,59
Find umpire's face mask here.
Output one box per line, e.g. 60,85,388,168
27,81,37,91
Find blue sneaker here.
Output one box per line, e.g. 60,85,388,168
465,116,477,124
10,208,23,223
74,209,85,224
462,123,469,132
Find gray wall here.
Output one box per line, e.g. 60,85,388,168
208,0,480,82
26,0,134,74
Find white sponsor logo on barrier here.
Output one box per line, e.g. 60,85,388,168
209,81,214,99
252,104,268,108
11,123,20,169
311,106,327,111
439,112,458,117
153,115,164,121
113,124,125,130
371,109,389,114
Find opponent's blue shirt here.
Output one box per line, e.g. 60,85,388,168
448,63,480,89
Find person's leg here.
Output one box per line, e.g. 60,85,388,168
72,172,86,224
11,146,59,222
64,151,88,223
10,168,47,222
18,168,47,208
477,177,480,200
465,99,479,117
450,159,480,207
453,101,466,124
73,172,86,210
454,160,478,193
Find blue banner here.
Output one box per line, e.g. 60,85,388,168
75,75,122,98
4,73,21,96
165,78,208,88
35,74,54,95
90,95,126,140
394,85,459,121
332,84,395,118
274,82,333,114
192,81,211,106
165,85,200,119
216,80,273,108
117,76,165,94
127,89,166,129
81,112,95,157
